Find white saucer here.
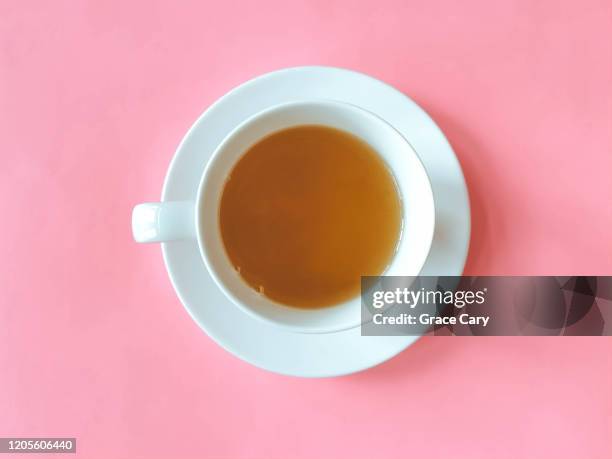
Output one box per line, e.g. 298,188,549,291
160,66,470,377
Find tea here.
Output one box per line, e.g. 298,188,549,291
218,125,402,309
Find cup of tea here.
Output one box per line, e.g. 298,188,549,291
132,100,435,333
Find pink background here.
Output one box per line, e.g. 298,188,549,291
1,0,611,458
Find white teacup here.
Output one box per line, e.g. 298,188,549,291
133,100,435,334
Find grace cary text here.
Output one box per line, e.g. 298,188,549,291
372,312,490,327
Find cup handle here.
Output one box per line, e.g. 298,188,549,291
132,201,195,243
